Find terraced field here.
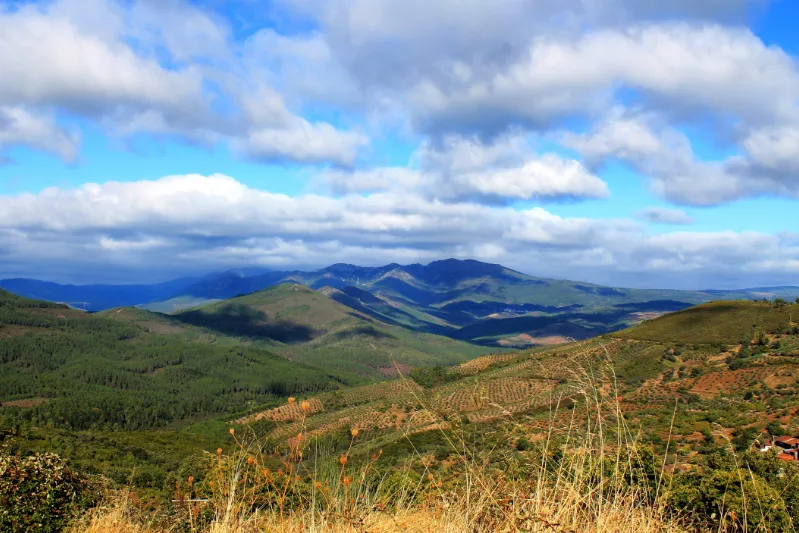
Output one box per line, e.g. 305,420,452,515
242,339,608,446
229,302,799,466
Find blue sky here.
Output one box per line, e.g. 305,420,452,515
1,0,799,289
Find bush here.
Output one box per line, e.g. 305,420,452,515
0,452,103,532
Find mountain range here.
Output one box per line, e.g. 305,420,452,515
3,259,798,347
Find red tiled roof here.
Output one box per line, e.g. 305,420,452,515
775,436,799,446
777,453,795,462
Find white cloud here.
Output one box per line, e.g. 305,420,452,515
562,109,799,205
232,119,368,166
638,207,694,225
0,4,205,115
1,174,797,288
0,107,80,161
321,135,609,202
404,24,799,136
0,0,367,165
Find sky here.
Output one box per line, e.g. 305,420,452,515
1,0,799,289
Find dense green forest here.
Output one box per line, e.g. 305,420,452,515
0,289,349,432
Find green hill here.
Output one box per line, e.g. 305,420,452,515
168,284,490,378
613,300,799,344
0,288,348,432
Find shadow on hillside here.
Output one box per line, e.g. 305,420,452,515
327,324,397,342
175,303,314,344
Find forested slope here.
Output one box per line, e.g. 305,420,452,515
0,289,347,431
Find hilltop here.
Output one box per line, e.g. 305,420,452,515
132,283,491,378
613,299,799,344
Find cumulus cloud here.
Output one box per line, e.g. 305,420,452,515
561,109,799,205
0,107,80,161
233,120,368,166
0,4,205,115
638,207,694,225
252,2,799,205
0,0,366,165
321,135,609,202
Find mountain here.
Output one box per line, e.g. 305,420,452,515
7,259,799,347
0,277,199,311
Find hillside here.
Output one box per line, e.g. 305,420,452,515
0,288,348,432
613,300,799,344
230,297,799,464
166,283,491,378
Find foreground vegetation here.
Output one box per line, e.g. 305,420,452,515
5,366,799,532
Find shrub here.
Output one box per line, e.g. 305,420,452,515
0,452,103,532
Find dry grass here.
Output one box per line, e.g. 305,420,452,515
68,493,156,533
70,361,685,533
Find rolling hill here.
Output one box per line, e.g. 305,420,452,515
163,284,491,378
0,289,352,432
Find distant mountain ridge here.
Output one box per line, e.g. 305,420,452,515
4,259,798,347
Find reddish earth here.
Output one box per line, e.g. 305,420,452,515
377,363,412,377
1,397,49,408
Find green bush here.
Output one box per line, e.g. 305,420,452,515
0,452,102,532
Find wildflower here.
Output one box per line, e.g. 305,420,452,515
339,455,348,466
247,456,256,465
187,476,194,485
297,432,303,441
428,473,434,482
315,481,322,489
288,397,296,405
216,448,222,455
229,428,235,436
301,400,310,411
351,427,359,438
343,476,352,487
